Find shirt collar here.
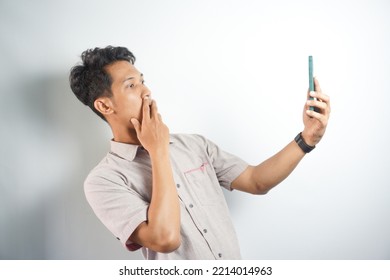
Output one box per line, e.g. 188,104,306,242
110,138,174,162
110,141,139,161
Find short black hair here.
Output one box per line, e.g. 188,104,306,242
69,46,136,121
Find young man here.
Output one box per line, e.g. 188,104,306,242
69,46,330,260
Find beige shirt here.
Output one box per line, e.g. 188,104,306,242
84,134,248,259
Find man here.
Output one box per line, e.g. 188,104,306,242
69,46,330,260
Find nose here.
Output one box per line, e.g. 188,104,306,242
141,86,151,99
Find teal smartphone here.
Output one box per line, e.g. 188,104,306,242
308,55,316,111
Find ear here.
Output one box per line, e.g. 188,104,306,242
94,97,114,117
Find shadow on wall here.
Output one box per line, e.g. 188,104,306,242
0,72,142,259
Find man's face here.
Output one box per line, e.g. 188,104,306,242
105,60,150,127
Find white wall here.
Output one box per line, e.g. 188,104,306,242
0,0,389,259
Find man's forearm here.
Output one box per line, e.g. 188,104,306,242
147,150,181,249
253,140,305,193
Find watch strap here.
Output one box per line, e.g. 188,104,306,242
294,132,315,153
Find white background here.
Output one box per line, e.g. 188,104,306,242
0,0,389,259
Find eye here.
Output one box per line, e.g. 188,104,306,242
127,84,134,88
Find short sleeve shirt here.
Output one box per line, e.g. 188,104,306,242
84,134,248,260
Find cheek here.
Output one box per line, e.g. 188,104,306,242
135,104,143,120
116,96,143,121
132,98,144,120
127,98,142,122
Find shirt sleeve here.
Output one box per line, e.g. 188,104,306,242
84,167,148,251
194,134,249,191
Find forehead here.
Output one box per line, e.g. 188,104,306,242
105,60,140,83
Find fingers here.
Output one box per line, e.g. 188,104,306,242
310,90,329,103
142,97,152,120
131,118,141,134
307,77,323,94
307,78,324,96
314,77,322,93
306,77,331,114
305,88,330,125
150,99,159,119
305,109,328,126
306,99,326,112
308,91,331,113
143,97,161,120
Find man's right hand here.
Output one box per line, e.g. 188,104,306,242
128,97,181,253
131,97,170,156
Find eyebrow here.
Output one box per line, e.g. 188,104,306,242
122,73,143,84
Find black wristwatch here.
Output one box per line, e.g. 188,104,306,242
294,132,315,153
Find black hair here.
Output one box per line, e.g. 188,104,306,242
69,46,136,121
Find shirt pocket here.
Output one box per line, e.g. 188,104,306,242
183,159,223,206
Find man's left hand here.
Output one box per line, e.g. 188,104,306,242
302,77,331,146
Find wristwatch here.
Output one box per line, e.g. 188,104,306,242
294,132,315,153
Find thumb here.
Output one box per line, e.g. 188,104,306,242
130,118,141,134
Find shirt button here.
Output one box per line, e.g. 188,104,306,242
218,253,222,258
176,184,180,188
189,204,194,208
203,229,207,233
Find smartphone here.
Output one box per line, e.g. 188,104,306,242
308,56,318,112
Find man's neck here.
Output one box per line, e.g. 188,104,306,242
111,125,141,145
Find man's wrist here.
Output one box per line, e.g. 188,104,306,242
149,146,170,159
301,131,317,147
295,132,316,153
